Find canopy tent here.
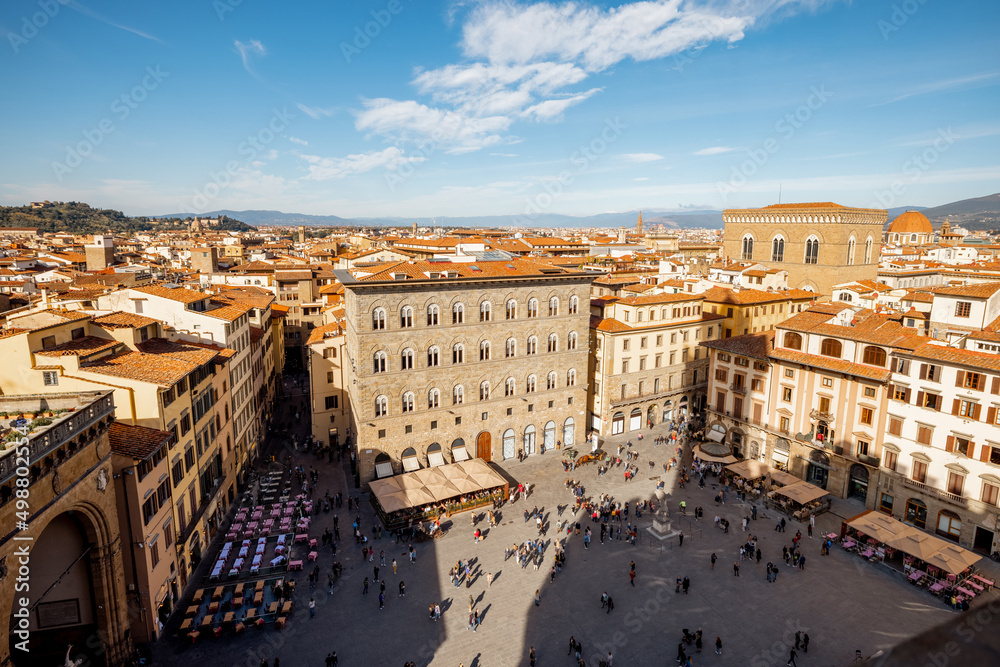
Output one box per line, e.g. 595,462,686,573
846,510,912,544
725,460,770,480
769,469,801,487
369,458,508,514
770,480,829,505
924,543,982,576
706,429,726,442
844,510,981,575
693,444,737,464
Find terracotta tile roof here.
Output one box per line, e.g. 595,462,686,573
35,308,92,322
700,331,774,360
910,342,1000,373
306,322,344,345
181,340,237,360
702,286,817,306
769,348,891,382
35,336,122,358
968,330,1000,344
932,283,1000,299
592,312,725,333
83,350,195,386
0,327,29,340
133,284,207,304
354,258,588,282
901,291,935,304
137,338,222,366
249,326,265,343
108,422,172,460
92,311,159,329
204,298,253,322
616,292,702,306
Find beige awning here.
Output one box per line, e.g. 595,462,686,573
706,429,725,442
846,510,912,544
452,445,470,461
725,460,770,479
770,480,829,505
402,453,420,472
369,458,509,515
693,445,737,464
923,543,982,575
375,461,394,479
428,451,446,467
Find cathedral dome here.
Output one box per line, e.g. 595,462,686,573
887,210,932,235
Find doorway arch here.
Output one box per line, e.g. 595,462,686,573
502,429,515,460
611,412,625,435
807,449,829,489
543,421,556,452
848,464,869,501
476,431,492,462
629,408,642,432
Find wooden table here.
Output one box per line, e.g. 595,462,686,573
185,605,200,617
208,601,219,614
212,586,225,601
245,609,257,621
180,618,193,630
199,614,215,630
193,589,205,604
973,574,994,590
223,612,235,626
268,602,278,615
281,601,292,614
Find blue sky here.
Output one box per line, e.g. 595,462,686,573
0,0,998,219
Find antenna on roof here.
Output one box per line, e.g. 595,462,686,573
778,182,782,205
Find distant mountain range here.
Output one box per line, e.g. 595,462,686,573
917,193,1000,230
153,205,935,230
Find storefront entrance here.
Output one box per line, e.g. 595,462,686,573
905,498,927,529
848,464,869,501
476,431,492,462
629,408,642,432
807,450,829,490
974,526,995,553
502,429,515,460
611,412,624,435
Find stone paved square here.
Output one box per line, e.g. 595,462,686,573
154,423,1000,667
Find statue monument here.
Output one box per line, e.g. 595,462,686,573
647,489,681,542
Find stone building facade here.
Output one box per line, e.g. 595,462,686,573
722,202,887,296
339,260,592,485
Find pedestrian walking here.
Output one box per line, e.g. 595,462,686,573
469,594,474,611
374,566,379,582
787,647,798,666
606,596,614,614
679,531,684,547
529,647,536,667
601,591,608,608
434,603,441,621
682,577,690,594
568,636,576,655
409,544,415,562
802,633,810,652
733,562,740,577
795,631,801,649
399,581,405,597
629,570,635,586
487,571,493,588
711,552,717,569
534,589,540,606
392,558,397,574
309,597,316,617
716,636,723,654
362,577,369,594
378,592,384,610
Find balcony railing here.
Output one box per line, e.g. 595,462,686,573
901,477,968,507
730,383,747,395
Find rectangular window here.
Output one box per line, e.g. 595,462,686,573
640,336,647,349
888,417,902,436
864,386,877,398
860,407,874,426
621,360,629,374
880,493,894,514
622,339,630,351
784,369,794,379
779,416,790,433
883,450,898,471
916,425,933,445
715,369,728,382
655,335,662,346
912,460,928,484
946,471,965,496
819,397,831,413
654,354,661,368
43,371,58,386
955,301,972,318
325,395,338,410
982,482,1000,506
751,378,763,392
857,440,870,456
782,387,792,402
822,377,833,388
327,371,334,384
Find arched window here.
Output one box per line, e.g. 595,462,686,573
569,296,578,314
847,236,856,265
839,292,853,302
547,371,557,390
480,381,490,401
865,237,873,264
862,346,886,367
400,306,413,328
563,417,575,447
400,348,414,370
372,308,386,330
567,331,578,350
771,236,785,262
480,301,491,322
547,333,558,352
401,392,414,413
452,344,464,364
804,236,819,264
527,298,538,318
506,299,517,320
452,303,464,324
527,336,538,355
567,368,577,386
427,346,440,367
524,424,536,452
374,395,388,417
503,429,516,459
526,375,536,393
452,385,464,405
505,377,515,396
820,338,842,358
428,388,440,409
505,338,516,358
937,509,962,542
784,332,802,350
741,234,754,260
479,340,491,361
427,304,439,326
373,351,387,373
543,421,556,451
549,297,559,317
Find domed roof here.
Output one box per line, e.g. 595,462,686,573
888,210,932,235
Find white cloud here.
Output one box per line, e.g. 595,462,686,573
300,147,427,181
235,39,266,73
490,152,519,157
694,146,737,155
355,98,515,153
296,103,336,120
288,136,309,146
622,152,664,162
634,177,650,181
872,71,1000,107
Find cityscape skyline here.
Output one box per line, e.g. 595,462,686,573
1,0,998,220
